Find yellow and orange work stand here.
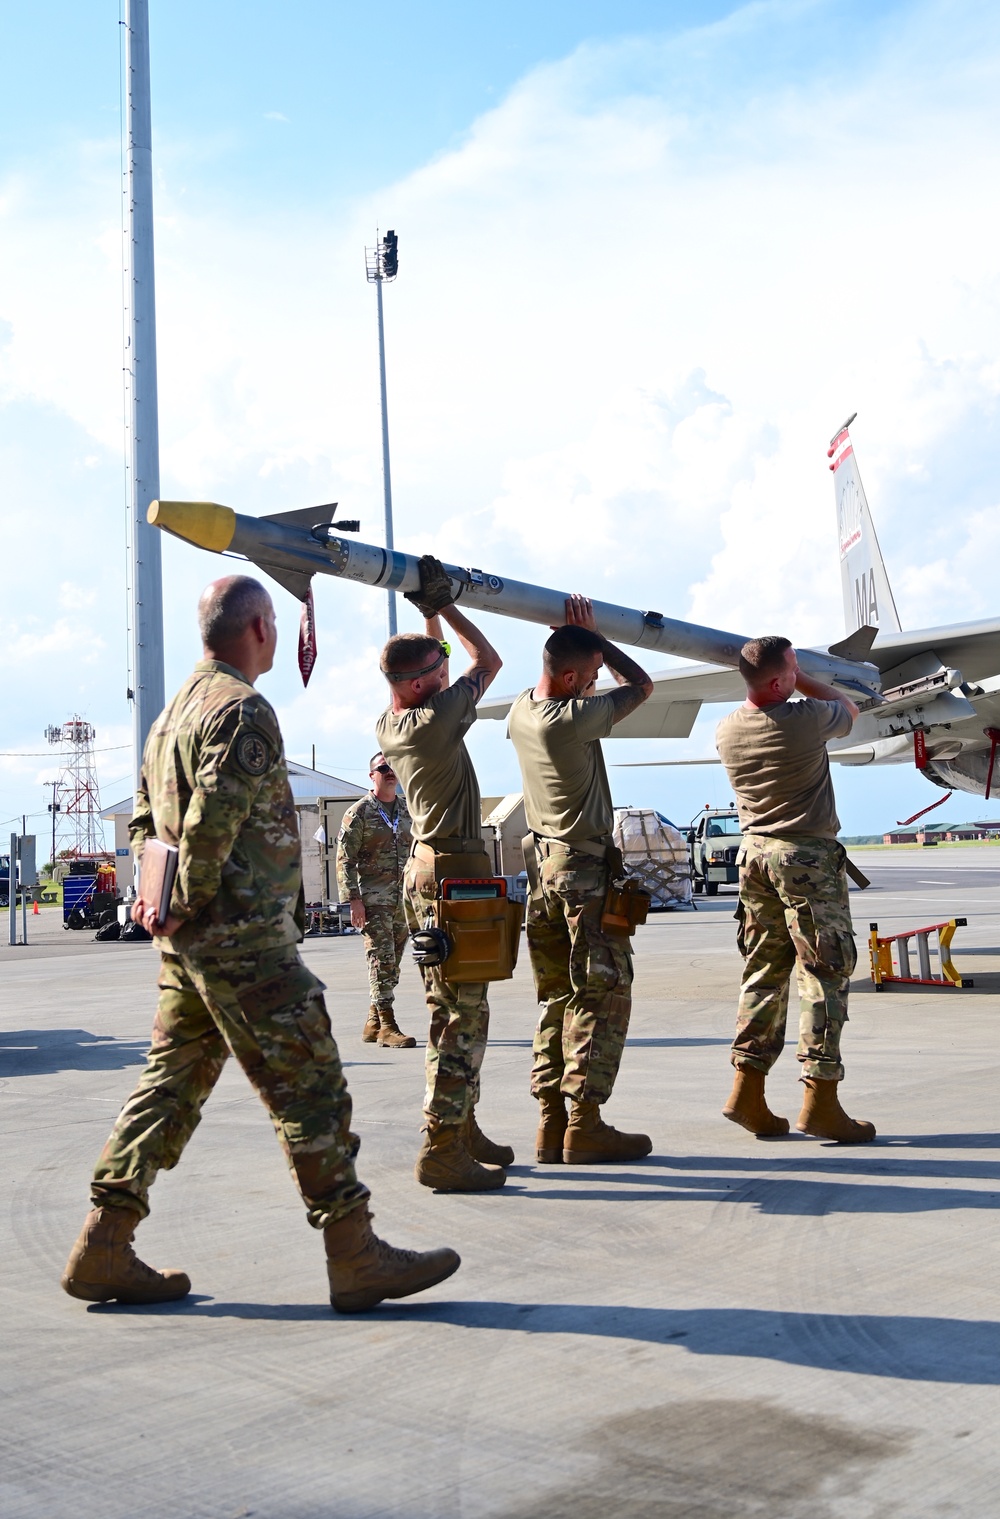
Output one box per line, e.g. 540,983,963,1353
868,919,973,990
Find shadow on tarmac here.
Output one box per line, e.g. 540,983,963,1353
518,1154,1000,1210
606,1143,1000,1181
0,1029,148,1074
852,973,1000,996
488,1037,732,1049
118,1296,1000,1384
523,1181,1000,1211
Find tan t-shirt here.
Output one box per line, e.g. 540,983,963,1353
376,680,481,843
508,688,617,846
715,698,853,839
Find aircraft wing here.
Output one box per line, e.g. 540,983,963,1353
477,661,746,738
865,620,1000,684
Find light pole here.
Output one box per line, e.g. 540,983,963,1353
365,229,399,638
123,0,165,799
44,780,61,870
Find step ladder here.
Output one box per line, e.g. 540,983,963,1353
868,919,973,990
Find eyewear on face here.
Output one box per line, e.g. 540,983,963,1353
373,764,395,776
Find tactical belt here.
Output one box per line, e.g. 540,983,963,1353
412,837,487,860
520,832,626,902
528,832,614,860
739,834,870,891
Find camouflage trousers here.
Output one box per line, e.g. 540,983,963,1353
90,945,369,1229
403,850,492,1127
527,841,633,1104
733,834,857,1082
362,903,409,1011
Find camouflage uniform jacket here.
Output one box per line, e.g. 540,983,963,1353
336,793,411,908
129,659,304,958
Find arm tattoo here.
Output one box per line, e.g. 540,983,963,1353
608,683,649,724
457,665,495,703
601,638,650,689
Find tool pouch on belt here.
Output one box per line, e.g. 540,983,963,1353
432,880,524,983
601,876,651,938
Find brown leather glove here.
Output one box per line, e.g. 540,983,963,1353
404,554,456,618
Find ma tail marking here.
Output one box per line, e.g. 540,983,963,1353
828,415,901,636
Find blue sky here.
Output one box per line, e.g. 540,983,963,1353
2,0,1000,846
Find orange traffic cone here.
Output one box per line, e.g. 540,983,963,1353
32,899,39,915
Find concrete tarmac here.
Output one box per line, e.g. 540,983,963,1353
3,847,1000,1518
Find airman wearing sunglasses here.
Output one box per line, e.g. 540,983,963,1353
336,753,415,1048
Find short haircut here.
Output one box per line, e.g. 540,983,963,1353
543,624,604,674
369,751,388,771
739,636,792,685
198,576,271,647
380,633,443,680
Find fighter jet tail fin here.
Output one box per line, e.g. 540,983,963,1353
828,415,901,636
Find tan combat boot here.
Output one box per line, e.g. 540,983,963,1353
60,1206,191,1304
362,1005,380,1044
723,1065,790,1137
797,1078,876,1143
465,1109,515,1167
535,1089,568,1164
415,1119,507,1192
325,1206,460,1313
563,1099,652,1164
376,1008,417,1049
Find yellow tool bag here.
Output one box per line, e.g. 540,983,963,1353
433,878,524,983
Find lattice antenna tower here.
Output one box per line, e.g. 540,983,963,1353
45,717,103,857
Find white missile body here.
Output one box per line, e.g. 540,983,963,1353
148,498,882,696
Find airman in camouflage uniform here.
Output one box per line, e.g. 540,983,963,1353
733,834,857,1082
716,635,875,1144
61,575,460,1312
507,598,654,1165
376,557,513,1193
336,755,415,1048
525,840,634,1104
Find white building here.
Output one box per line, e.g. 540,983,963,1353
101,761,366,903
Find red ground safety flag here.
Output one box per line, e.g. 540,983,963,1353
298,586,317,686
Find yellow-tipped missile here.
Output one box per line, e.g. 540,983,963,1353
145,496,882,696
148,500,236,553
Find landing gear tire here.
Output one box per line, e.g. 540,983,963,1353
705,881,719,897
693,879,704,895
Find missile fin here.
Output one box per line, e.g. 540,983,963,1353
828,624,879,660
256,562,314,603
261,505,336,528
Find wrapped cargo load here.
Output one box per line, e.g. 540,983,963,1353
613,808,693,909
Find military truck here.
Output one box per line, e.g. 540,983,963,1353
687,806,742,895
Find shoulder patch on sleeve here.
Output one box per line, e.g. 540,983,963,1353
236,731,271,776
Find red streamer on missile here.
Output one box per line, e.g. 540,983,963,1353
298,586,317,687
896,792,949,828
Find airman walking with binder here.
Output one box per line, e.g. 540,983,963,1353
507,596,655,1164
60,575,460,1312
